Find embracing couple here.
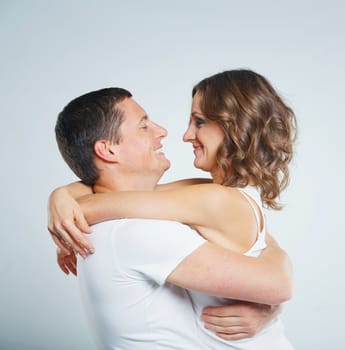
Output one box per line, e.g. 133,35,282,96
48,69,296,349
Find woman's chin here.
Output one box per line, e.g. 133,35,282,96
193,160,207,172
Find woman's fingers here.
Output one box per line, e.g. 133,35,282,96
75,212,92,234
49,220,90,258
61,219,94,254
57,248,77,276
51,234,71,255
48,188,94,255
64,252,77,276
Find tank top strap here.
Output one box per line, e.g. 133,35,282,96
236,186,265,235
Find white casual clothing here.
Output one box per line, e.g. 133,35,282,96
78,219,207,350
188,186,294,349
78,186,293,350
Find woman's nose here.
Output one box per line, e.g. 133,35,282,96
183,125,194,142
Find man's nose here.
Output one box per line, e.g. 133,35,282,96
154,122,168,138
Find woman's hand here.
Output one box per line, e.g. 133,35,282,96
57,248,77,276
202,302,281,340
48,187,94,258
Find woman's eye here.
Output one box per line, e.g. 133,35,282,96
195,118,205,127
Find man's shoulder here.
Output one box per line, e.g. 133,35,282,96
121,219,197,241
123,218,191,229
90,219,205,255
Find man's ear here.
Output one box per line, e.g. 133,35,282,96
94,140,118,163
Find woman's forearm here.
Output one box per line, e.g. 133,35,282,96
50,182,92,203
78,191,178,225
77,185,222,227
65,181,93,199
48,182,94,256
156,178,212,191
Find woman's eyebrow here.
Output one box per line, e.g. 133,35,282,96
191,112,205,118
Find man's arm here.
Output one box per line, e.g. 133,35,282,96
201,302,282,340
167,240,292,305
197,233,288,339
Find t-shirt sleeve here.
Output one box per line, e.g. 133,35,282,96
114,219,206,285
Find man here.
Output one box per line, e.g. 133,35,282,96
51,87,291,349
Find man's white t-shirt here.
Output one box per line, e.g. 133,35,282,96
77,218,207,350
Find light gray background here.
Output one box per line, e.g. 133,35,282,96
1,1,344,349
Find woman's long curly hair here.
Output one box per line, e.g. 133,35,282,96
193,69,297,210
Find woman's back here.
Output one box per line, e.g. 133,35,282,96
188,186,294,350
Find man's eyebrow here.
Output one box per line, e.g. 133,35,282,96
138,115,148,123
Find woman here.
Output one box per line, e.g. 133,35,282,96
49,69,296,348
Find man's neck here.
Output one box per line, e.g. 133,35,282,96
93,175,158,193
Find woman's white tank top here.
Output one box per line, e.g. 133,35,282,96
188,186,294,350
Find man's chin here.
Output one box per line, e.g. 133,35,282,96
164,160,171,170
156,160,171,180
160,157,171,170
